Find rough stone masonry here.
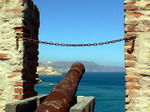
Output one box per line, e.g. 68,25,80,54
124,0,150,112
0,0,39,111
0,0,150,112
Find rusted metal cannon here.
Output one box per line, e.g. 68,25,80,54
35,62,85,112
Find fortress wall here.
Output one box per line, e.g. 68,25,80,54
1,0,150,112
124,0,150,112
0,0,39,111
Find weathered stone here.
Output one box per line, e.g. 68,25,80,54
0,0,39,111
125,0,150,112
0,53,10,60
0,0,9,3
7,74,20,78
147,104,150,112
143,20,150,25
126,83,141,89
124,4,138,10
125,61,136,67
127,11,144,18
125,20,139,25
125,76,139,82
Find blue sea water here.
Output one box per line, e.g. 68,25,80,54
35,72,125,112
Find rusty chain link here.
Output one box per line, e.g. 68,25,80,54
17,36,136,47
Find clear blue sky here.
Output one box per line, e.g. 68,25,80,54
33,0,124,67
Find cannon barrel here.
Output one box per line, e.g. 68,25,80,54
35,62,85,112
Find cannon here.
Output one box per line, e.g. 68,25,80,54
35,62,85,112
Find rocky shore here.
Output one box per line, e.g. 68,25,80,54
37,66,62,76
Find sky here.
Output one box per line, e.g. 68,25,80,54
33,0,124,67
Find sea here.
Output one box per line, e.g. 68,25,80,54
35,72,125,112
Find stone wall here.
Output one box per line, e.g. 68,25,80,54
0,0,39,111
1,0,150,112
124,0,150,112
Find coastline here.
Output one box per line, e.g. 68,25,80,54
37,66,63,76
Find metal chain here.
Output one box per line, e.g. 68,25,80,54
17,36,136,47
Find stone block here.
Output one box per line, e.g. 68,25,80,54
70,96,95,112
125,76,139,82
125,61,136,67
126,11,144,18
124,4,138,10
126,83,141,89
5,95,47,112
5,96,37,112
0,53,10,60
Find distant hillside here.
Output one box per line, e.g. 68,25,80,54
39,61,124,73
